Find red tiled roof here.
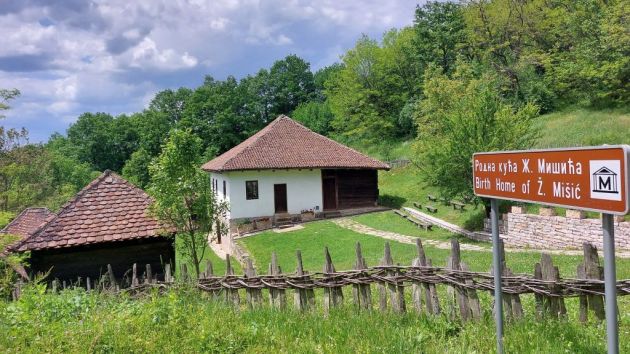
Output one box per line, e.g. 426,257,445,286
1,207,55,239
13,171,168,252
201,115,390,172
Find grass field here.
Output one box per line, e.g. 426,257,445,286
175,235,241,276
534,107,630,148
2,286,627,353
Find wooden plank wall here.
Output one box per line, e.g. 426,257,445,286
29,238,175,282
323,169,378,209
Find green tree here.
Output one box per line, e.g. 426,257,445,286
414,1,468,76
414,64,540,203
148,129,227,277
291,101,334,135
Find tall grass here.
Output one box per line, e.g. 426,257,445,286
0,285,625,353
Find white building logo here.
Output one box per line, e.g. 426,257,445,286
590,160,621,201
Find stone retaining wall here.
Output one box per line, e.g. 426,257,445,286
503,206,630,250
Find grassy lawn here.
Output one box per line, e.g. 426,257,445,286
534,107,630,148
238,219,630,278
352,210,488,247
175,235,241,277
378,165,486,230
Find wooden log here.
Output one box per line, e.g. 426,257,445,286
460,262,481,321
411,256,423,314
244,258,262,309
132,263,139,287
107,264,116,289
353,243,372,311
145,264,153,284
269,252,286,310
554,266,567,319
577,262,588,323
450,239,471,321
323,247,343,313
165,263,172,283
414,239,438,315
534,263,543,319
380,243,405,313
540,254,566,319
583,243,605,321
205,260,213,280
294,250,314,311
505,268,523,320
427,259,441,315
225,255,240,307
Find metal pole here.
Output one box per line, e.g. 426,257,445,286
602,213,618,354
491,198,504,354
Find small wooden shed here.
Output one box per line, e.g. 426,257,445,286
9,171,174,282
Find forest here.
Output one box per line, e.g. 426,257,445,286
0,0,627,216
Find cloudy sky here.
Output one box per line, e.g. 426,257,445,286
0,0,420,142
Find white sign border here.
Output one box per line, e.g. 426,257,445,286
473,145,630,216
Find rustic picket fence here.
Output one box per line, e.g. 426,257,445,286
17,239,630,323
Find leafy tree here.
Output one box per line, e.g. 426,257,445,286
148,129,227,277
268,54,316,116
66,113,139,172
414,1,468,76
414,64,540,204
291,101,334,135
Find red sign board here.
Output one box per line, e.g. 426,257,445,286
473,146,630,215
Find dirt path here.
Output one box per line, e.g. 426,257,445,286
333,218,630,258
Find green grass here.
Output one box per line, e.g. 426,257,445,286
175,235,241,277
535,107,630,148
2,286,626,353
352,210,488,247
239,219,630,278
378,165,486,230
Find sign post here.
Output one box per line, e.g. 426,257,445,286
472,145,629,354
490,198,504,353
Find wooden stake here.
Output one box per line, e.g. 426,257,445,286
323,247,343,313
353,242,371,310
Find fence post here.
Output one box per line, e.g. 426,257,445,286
244,258,262,309
449,239,471,321
86,277,92,291
107,264,116,290
380,242,405,313
499,240,522,321
205,260,213,280
323,247,343,313
145,264,153,285
294,250,314,311
534,263,544,319
165,263,172,283
583,243,605,321
268,252,286,310
353,242,372,310
132,263,139,287
460,262,481,320
540,253,566,319
225,255,240,307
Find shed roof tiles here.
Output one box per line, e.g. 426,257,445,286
1,207,55,239
201,115,389,172
13,171,167,252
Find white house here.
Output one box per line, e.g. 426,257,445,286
201,115,389,233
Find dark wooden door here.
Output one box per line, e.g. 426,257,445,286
322,177,337,210
274,184,288,213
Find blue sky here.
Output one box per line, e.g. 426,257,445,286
0,0,421,142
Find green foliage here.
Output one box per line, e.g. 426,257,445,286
0,233,27,300
414,65,539,202
291,101,334,135
3,287,628,353
148,129,227,277
0,89,20,119
326,28,421,142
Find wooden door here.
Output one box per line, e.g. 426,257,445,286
322,177,337,210
274,184,288,213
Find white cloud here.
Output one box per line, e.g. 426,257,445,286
0,0,421,142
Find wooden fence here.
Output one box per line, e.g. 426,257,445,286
15,239,630,323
